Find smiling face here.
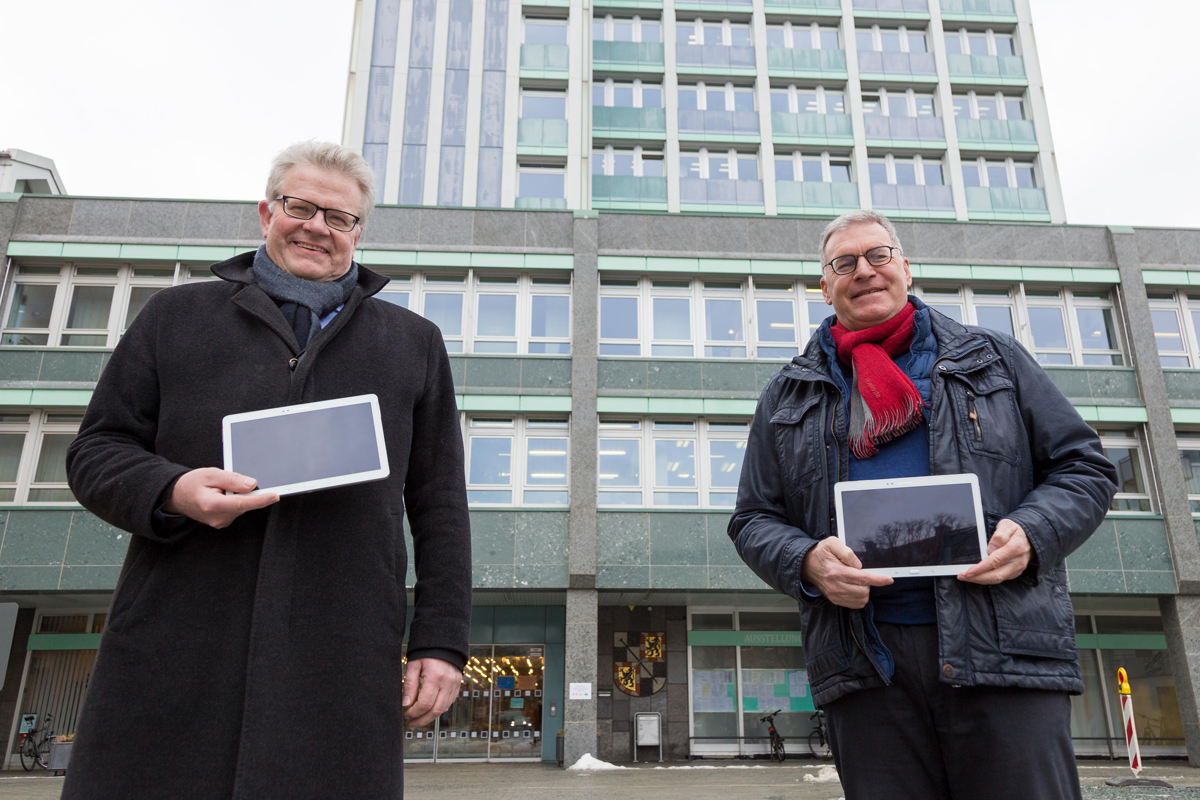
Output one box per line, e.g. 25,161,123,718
819,222,912,332
258,162,364,282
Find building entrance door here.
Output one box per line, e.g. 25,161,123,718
403,644,545,762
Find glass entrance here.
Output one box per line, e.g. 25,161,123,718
403,644,545,762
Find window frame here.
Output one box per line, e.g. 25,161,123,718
944,27,1020,58
1093,427,1154,515
597,417,750,509
0,410,82,507
1147,290,1200,369
592,13,661,43
463,415,571,507
1,261,179,348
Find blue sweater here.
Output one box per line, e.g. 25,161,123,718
820,302,938,625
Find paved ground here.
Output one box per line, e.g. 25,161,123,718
0,760,1197,798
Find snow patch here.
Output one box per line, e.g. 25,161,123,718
803,765,841,783
567,753,630,771
654,765,768,770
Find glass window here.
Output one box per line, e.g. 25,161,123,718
28,433,75,503
613,153,636,176
61,285,114,346
612,19,634,41
678,88,699,111
525,18,568,44
826,92,845,114
704,296,746,358
598,434,641,505
993,35,1014,56
800,159,822,182
879,30,901,52
974,304,1013,337
524,434,568,505
1013,165,1036,189
1150,309,1189,367
642,86,663,108
1075,306,1120,366
654,432,697,506
962,164,981,188
967,33,989,55
642,157,664,177
736,157,758,180
893,161,917,185
976,97,999,119
828,161,851,182
613,85,634,107
521,93,566,118
677,24,700,46
861,95,881,116
592,84,605,106
774,159,794,181
729,25,751,47
856,30,875,51
1026,304,1071,364
518,169,564,199
1003,98,1024,120
922,163,943,186
708,437,747,506
766,27,786,48
1096,430,1151,513
869,162,889,184
423,292,464,350
705,24,725,45
0,425,27,504
986,164,1009,188
642,21,661,43
2,283,57,345
475,293,518,353
906,32,927,53
706,88,727,111
600,296,639,356
952,96,970,118
529,295,570,354
652,296,693,356
592,152,606,175
756,299,797,359
796,92,818,114
732,90,754,112
818,29,839,49
770,92,790,113
914,96,935,117
944,34,962,55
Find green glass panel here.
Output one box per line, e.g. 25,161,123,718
980,119,1008,141
991,186,1022,211
517,118,543,145
543,118,568,146
593,105,611,128
766,47,792,70
521,44,545,69
956,117,982,141
998,55,1025,78
801,182,833,207
593,40,611,62
971,54,1000,77
1019,187,1047,212
965,185,993,211
592,175,611,202
947,53,973,75
609,41,639,64
796,115,826,136
640,107,666,131
821,49,846,70
639,42,665,64
641,177,668,202
1009,119,1036,142
826,113,851,136
775,181,804,206
609,106,640,130
771,112,798,137
545,45,570,71
831,182,858,207
609,175,641,201
792,49,822,70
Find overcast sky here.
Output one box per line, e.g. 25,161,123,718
1,0,1195,229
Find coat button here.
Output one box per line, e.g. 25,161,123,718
942,664,955,679
938,365,947,370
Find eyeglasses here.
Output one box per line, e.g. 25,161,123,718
274,196,361,232
825,245,898,275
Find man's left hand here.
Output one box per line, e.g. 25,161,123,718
958,519,1032,585
402,658,463,727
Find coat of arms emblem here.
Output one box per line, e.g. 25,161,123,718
613,632,666,697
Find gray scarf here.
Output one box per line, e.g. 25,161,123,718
252,245,359,346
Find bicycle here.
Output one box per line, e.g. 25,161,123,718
759,709,787,763
807,710,831,759
18,713,54,772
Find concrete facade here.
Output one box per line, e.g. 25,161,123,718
2,196,1200,765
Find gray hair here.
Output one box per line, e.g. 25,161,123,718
265,141,376,223
819,210,903,269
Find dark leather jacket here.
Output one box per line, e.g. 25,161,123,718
729,299,1118,707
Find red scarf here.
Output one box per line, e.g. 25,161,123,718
828,303,923,459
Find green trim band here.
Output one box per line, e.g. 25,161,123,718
455,395,572,412
7,242,574,272
0,389,93,407
688,630,803,647
1075,633,1167,651
1073,406,1148,423
1144,270,1200,287
597,397,758,415
26,633,102,651
1171,408,1200,424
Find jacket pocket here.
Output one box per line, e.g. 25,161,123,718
800,602,850,685
771,395,825,496
988,566,1076,660
949,365,1021,466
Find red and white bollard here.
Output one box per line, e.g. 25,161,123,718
1116,667,1142,776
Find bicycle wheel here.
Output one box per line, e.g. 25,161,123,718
771,733,786,763
35,739,52,770
807,728,831,759
18,738,35,772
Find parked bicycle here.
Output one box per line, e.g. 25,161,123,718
759,709,787,763
808,710,831,759
18,713,54,771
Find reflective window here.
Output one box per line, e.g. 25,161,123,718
524,17,567,44
0,412,81,505
1095,429,1151,513
466,418,569,506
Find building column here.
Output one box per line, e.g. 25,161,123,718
563,211,600,765
1111,226,1200,764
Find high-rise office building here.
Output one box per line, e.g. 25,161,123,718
341,0,1063,222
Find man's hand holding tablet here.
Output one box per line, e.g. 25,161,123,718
164,468,280,529
958,518,1032,585
801,538,894,609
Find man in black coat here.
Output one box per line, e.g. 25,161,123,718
729,210,1118,800
63,142,471,799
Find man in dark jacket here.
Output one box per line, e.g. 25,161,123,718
62,142,471,799
729,210,1117,800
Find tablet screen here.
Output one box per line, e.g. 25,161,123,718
840,482,982,570
228,401,381,491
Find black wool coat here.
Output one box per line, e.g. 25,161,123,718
62,252,471,800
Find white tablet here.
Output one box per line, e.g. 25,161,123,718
222,394,390,496
834,474,988,578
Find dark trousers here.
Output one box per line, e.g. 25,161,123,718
823,623,1082,800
